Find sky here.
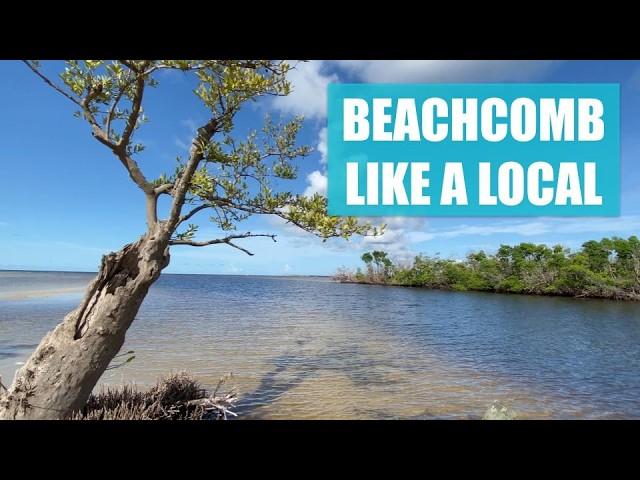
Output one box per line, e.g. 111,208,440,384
1,60,640,275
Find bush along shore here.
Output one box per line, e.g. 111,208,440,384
334,236,640,301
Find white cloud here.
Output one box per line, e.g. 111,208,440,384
335,60,558,83
554,216,640,235
271,61,338,119
407,216,640,243
304,170,328,197
267,59,622,264
360,217,429,262
271,60,558,121
317,127,328,164
283,263,292,273
262,214,640,264
303,127,329,197
363,217,428,244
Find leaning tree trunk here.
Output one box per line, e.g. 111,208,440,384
0,227,170,420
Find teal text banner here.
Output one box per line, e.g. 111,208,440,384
327,83,620,216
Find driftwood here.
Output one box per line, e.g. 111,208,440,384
186,375,238,420
72,372,238,420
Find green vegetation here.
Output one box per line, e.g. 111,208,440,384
335,237,640,301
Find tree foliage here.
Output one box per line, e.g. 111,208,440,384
342,237,640,300
26,60,381,254
360,250,393,281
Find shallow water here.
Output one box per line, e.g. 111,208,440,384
1,271,639,419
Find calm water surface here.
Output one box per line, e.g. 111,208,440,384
1,271,639,419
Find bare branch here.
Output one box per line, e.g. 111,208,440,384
119,63,148,149
105,72,135,140
105,151,152,194
223,241,254,256
144,60,269,76
169,232,277,256
145,63,207,75
178,204,211,224
22,61,82,107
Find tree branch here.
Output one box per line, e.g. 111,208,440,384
25,60,156,222
146,193,158,225
112,152,153,194
105,75,134,141
167,118,219,228
22,61,82,107
169,232,277,256
154,183,174,196
195,196,315,233
178,204,211,224
119,66,146,149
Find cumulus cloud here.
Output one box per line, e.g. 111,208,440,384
274,59,560,203
304,170,327,197
271,61,338,119
303,127,329,197
271,60,558,122
270,59,561,184
361,217,429,262
263,211,425,261
266,215,640,265
270,60,558,123
334,60,558,83
268,59,568,261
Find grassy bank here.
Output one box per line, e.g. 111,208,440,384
335,236,640,301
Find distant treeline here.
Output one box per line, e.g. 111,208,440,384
334,237,640,301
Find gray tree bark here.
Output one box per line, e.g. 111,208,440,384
0,226,170,420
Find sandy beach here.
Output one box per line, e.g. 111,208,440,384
0,286,86,302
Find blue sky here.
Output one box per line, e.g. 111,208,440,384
1,60,640,275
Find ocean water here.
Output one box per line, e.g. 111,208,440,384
1,270,639,419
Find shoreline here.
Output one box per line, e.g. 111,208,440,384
0,286,85,302
334,278,640,302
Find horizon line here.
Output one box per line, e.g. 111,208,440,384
0,268,331,278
